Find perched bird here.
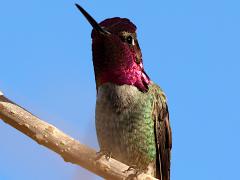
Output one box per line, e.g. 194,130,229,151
76,4,172,180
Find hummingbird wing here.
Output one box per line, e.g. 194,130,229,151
152,85,172,180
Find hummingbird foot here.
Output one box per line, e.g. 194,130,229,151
123,165,142,174
96,150,112,161
124,165,147,180
123,165,137,173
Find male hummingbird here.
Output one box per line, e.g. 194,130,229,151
76,4,172,180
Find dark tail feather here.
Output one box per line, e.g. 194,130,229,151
156,149,171,180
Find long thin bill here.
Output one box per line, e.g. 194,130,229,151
75,3,110,35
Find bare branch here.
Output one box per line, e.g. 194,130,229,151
0,92,157,180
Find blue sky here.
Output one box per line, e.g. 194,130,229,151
0,1,240,180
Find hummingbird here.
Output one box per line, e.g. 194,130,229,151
76,4,172,180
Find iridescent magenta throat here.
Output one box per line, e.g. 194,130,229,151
98,62,150,92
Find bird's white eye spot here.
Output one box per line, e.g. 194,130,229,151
126,35,135,45
132,39,135,45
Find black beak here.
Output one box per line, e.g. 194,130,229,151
75,3,110,35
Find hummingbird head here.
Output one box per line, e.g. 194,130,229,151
76,4,150,92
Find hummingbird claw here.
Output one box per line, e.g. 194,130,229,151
96,150,112,161
124,165,145,180
123,165,138,173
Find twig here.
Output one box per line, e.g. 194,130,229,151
0,92,157,180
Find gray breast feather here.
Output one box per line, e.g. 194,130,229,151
96,83,143,163
97,83,141,110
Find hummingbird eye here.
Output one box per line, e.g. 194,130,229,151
126,35,135,45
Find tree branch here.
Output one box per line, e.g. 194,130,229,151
0,91,157,180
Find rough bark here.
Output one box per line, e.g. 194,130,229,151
0,91,157,180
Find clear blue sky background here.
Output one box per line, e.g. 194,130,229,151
0,1,239,180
